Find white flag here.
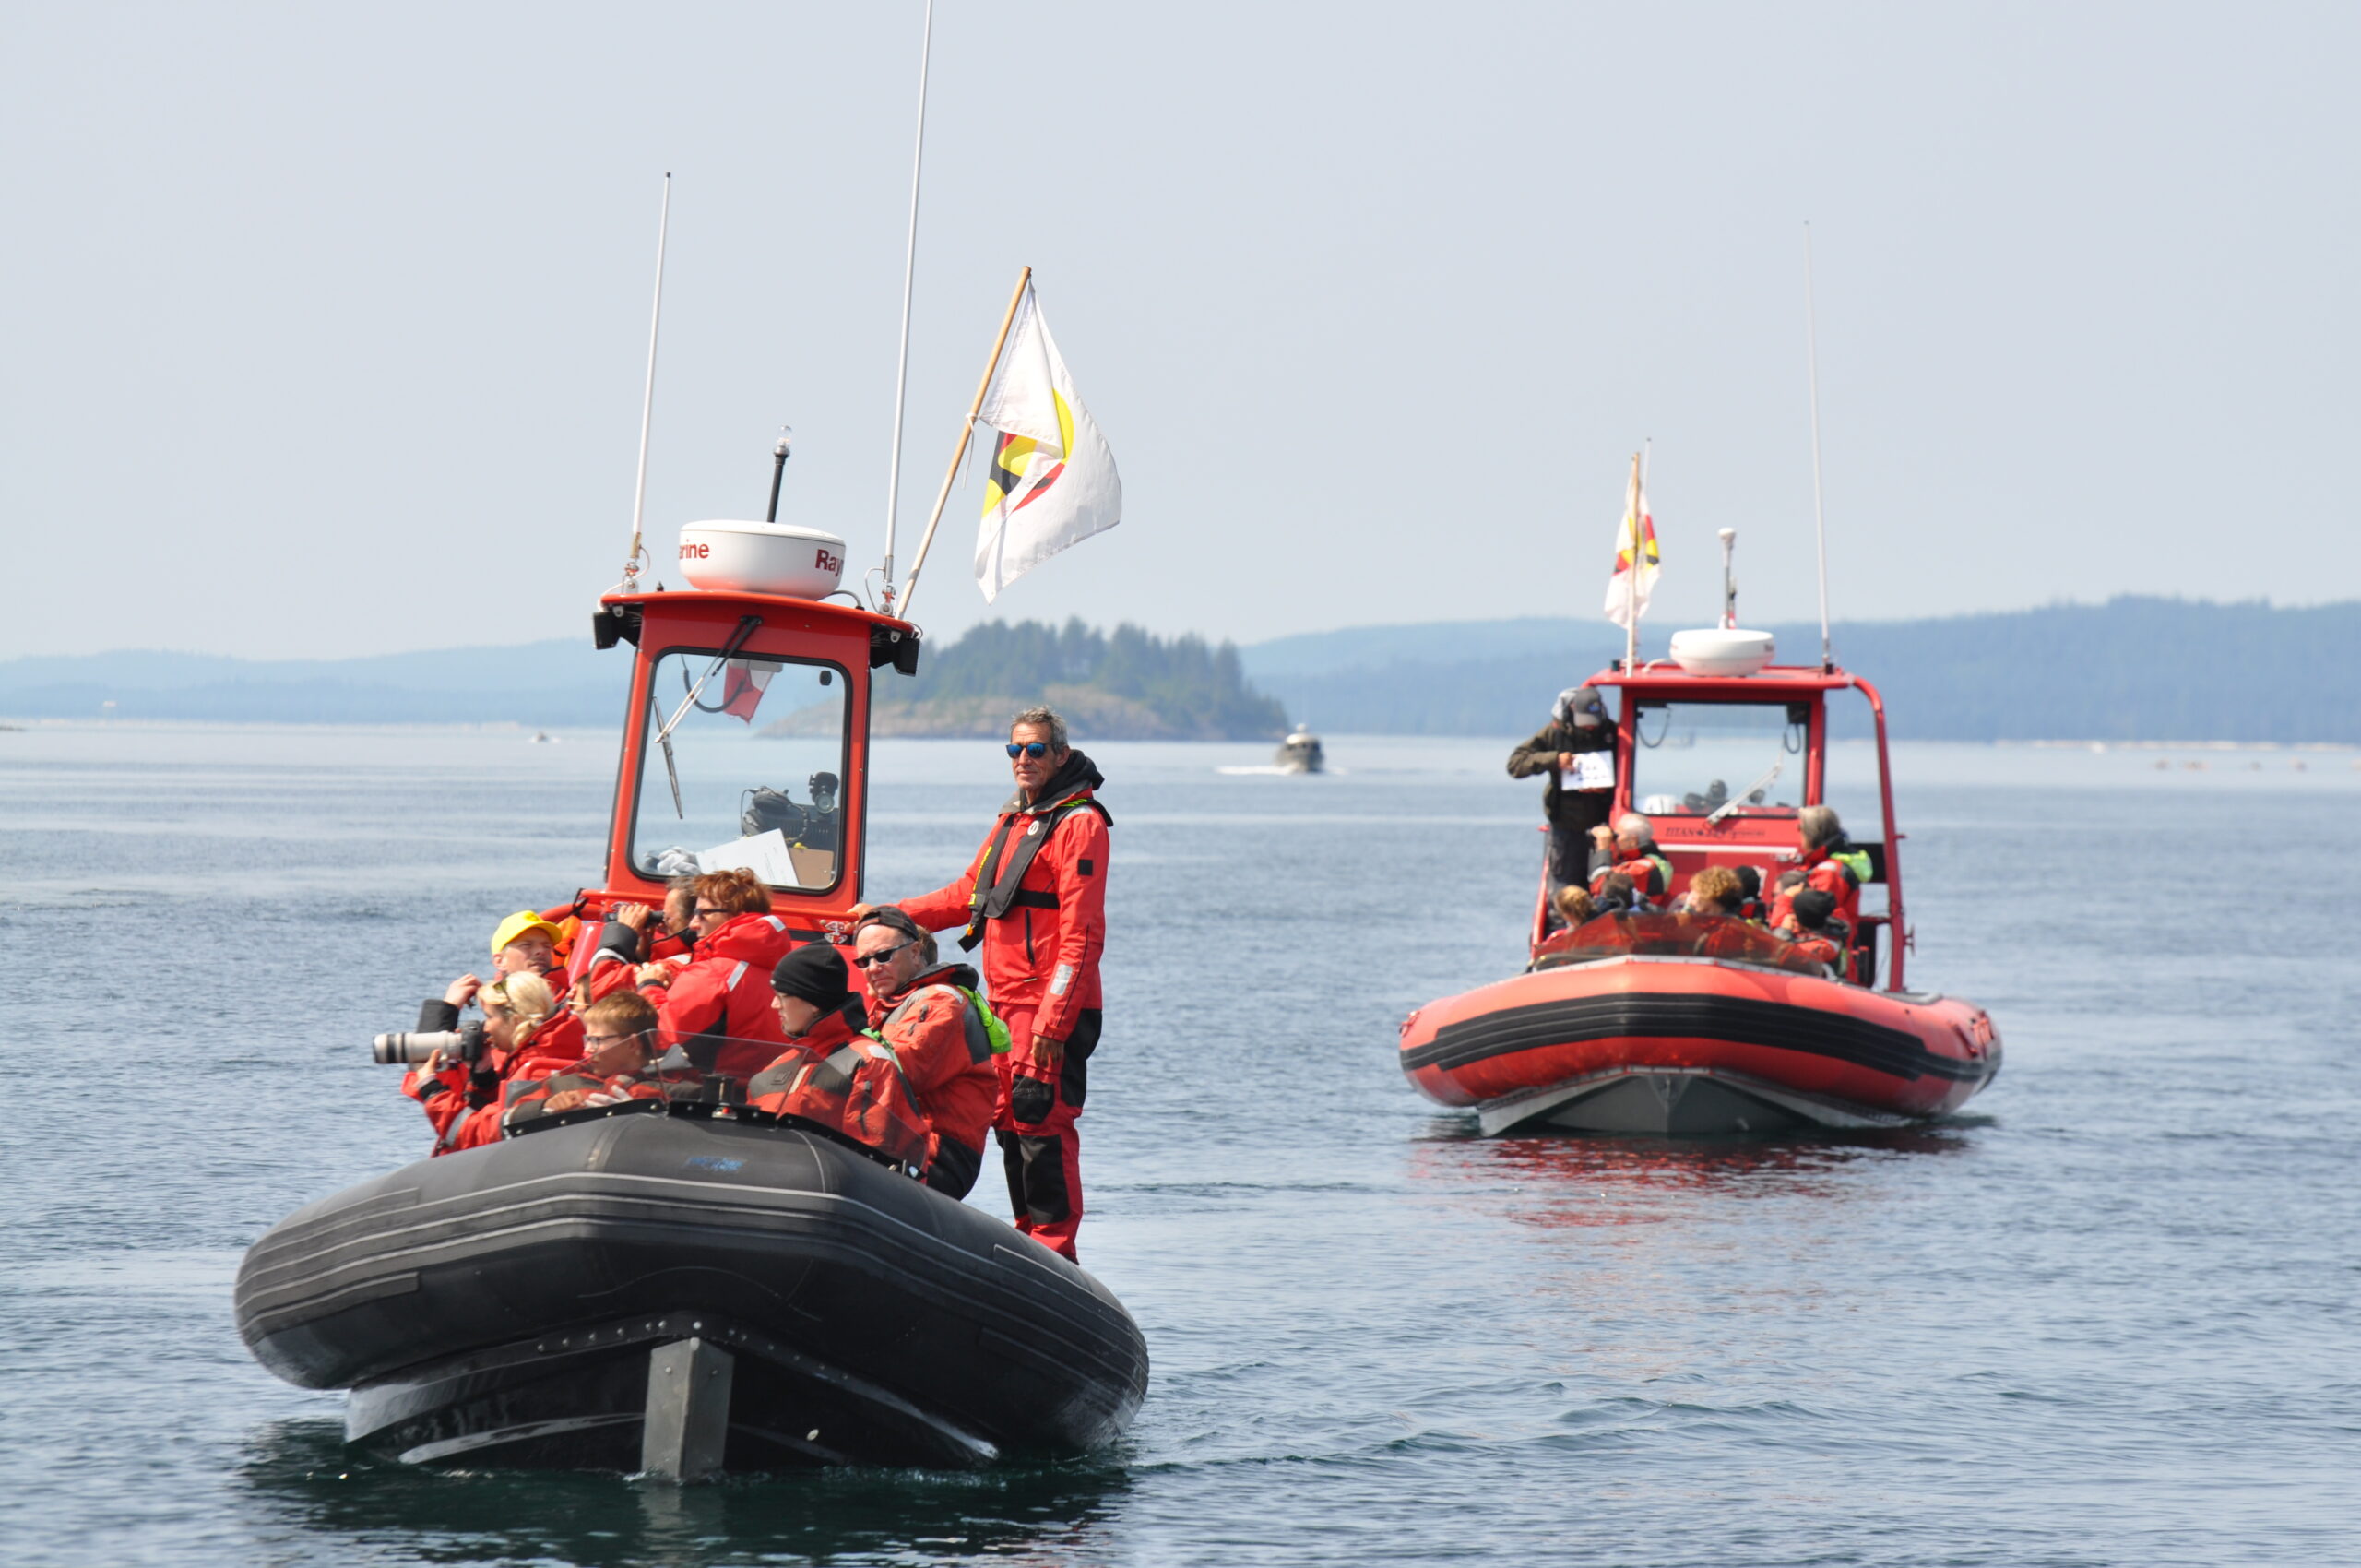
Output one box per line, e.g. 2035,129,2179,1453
973,285,1121,602
1604,469,1659,629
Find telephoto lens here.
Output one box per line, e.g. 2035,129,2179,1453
371,1020,489,1065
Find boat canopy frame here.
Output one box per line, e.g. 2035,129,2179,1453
1559,660,1909,992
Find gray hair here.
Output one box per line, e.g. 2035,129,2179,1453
1615,812,1656,847
858,906,938,968
1010,705,1069,752
1797,804,1842,850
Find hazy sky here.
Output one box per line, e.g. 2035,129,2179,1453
6,2,2356,659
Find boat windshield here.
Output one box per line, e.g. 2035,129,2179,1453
1631,701,1807,817
629,648,848,890
1533,912,1830,976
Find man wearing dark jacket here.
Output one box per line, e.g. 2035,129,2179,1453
1507,685,1618,908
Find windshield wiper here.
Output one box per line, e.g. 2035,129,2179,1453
652,614,763,820
1708,759,1784,824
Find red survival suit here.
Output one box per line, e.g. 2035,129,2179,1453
642,911,794,1080
400,993,586,1156
575,911,694,1005
1589,846,1673,908
748,1005,933,1175
900,749,1109,1261
863,961,1003,1199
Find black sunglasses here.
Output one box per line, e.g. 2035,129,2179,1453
1005,742,1050,759
852,941,915,968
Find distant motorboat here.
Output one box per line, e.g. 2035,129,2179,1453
1275,726,1324,774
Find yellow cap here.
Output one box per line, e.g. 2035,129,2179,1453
490,911,565,957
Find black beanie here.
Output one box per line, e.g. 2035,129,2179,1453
771,943,851,1008
1791,888,1838,930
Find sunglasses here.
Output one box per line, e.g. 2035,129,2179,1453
1005,742,1050,759
851,941,915,968
693,906,726,920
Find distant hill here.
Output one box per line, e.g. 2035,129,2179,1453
0,638,617,724
845,618,1288,741
1237,597,2361,743
6,598,2353,742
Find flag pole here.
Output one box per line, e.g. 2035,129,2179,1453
1805,221,1833,671
1623,451,1642,671
896,267,1031,622
621,172,671,588
878,0,936,617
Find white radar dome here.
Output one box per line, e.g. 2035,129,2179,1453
676,520,847,599
1668,627,1775,677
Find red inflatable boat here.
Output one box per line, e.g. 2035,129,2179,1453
1401,647,1999,1134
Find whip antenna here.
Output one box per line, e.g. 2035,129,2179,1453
1804,221,1833,671
623,173,672,589
879,0,936,616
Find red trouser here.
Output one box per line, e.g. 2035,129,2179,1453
991,1005,1096,1262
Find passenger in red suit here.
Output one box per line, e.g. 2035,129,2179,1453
403,972,582,1153
1587,814,1673,908
1777,887,1852,974
866,706,1109,1262
749,944,931,1171
575,875,698,1004
639,869,793,1080
492,991,686,1141
849,908,1002,1199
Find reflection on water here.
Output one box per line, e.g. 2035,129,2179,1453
237,1420,1133,1567
1410,1114,1976,1219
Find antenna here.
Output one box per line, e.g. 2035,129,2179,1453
765,427,793,524
622,172,672,589
879,0,936,616
1804,222,1833,671
1718,527,1738,629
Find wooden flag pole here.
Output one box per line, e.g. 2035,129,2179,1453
896,266,1032,622
1622,451,1643,670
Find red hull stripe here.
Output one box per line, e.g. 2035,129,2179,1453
1402,991,1985,1084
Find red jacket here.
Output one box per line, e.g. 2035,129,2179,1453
645,911,794,1079
747,1010,932,1170
1589,848,1672,903
401,1010,587,1153
481,1057,680,1146
1801,846,1865,930
868,963,1000,1161
900,753,1109,1079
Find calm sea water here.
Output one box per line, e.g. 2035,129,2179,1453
3,723,2356,1567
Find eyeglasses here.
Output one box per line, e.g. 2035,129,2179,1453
852,941,915,968
693,906,725,921
582,1032,642,1048
1005,742,1050,759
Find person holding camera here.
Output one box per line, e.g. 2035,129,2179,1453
402,971,570,1154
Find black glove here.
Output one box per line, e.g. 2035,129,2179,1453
1008,1075,1055,1126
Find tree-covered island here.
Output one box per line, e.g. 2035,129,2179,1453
766,618,1289,741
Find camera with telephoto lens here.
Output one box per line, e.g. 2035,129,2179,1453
372,1020,489,1065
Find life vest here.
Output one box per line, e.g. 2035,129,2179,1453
1594,850,1673,901
746,1039,932,1170
960,791,1114,952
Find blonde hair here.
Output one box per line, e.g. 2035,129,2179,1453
483,972,556,1045
1553,885,1596,925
